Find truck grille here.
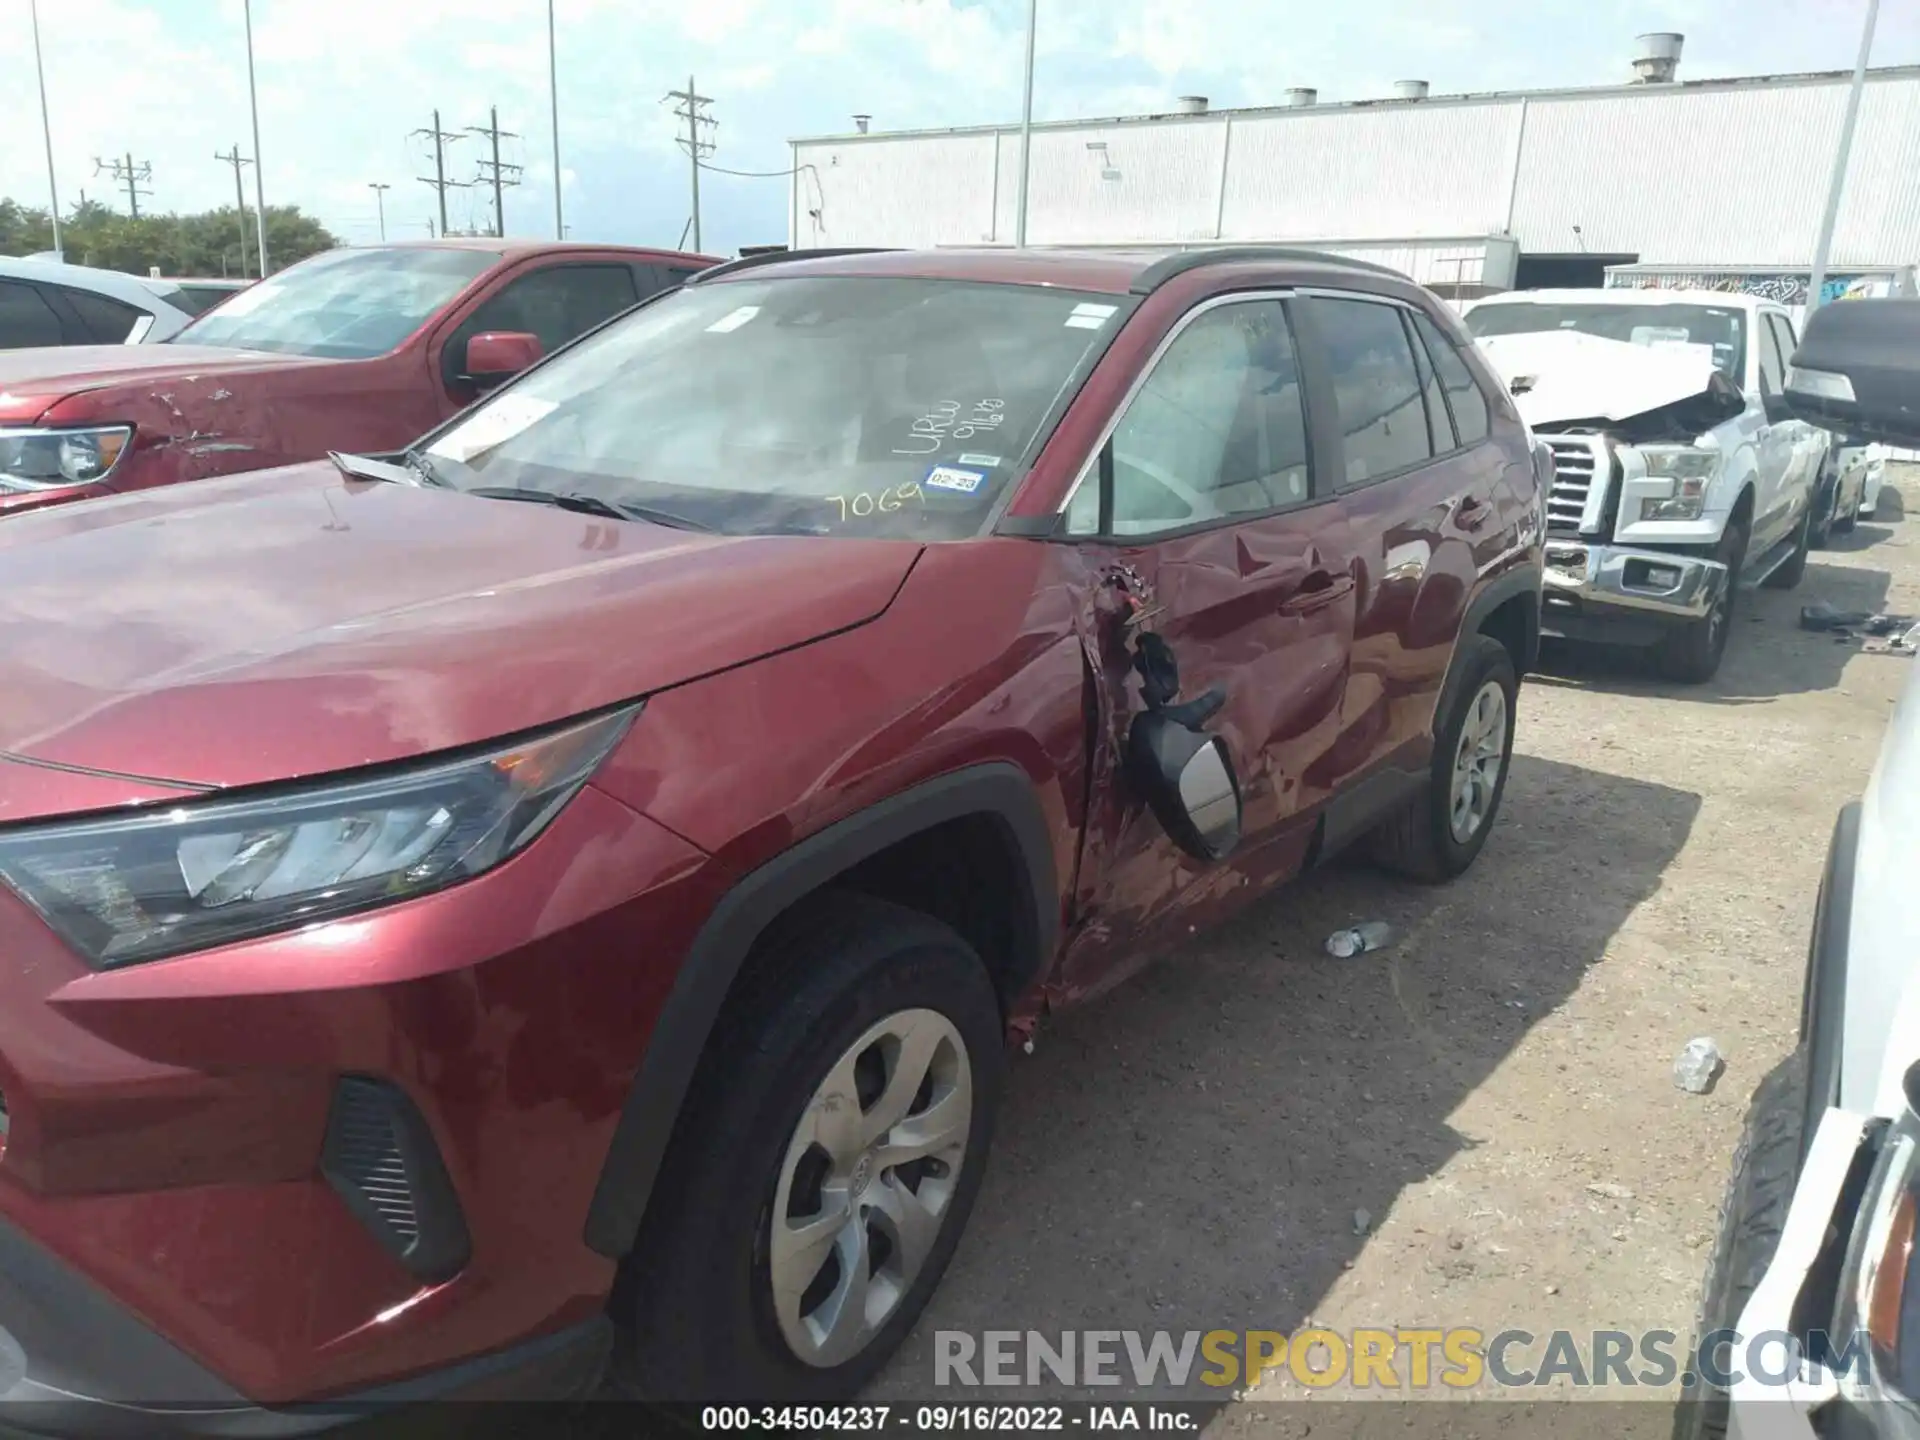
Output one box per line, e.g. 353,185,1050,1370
1542,436,1605,535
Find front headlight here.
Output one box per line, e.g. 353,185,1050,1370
1832,1113,1920,1403
1638,446,1718,522
0,426,133,492
0,706,638,967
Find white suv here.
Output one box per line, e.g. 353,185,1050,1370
1465,289,1830,682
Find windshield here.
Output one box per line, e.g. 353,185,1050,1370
1465,300,1747,382
171,246,498,358
418,275,1132,539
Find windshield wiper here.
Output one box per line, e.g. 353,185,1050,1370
400,448,450,487
464,486,712,531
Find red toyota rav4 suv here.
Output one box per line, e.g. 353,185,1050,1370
0,246,1544,1427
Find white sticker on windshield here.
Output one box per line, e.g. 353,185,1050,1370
957,453,1003,467
1071,302,1118,319
925,465,987,494
706,305,761,334
428,394,558,463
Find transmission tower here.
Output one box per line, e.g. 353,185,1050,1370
411,110,471,238
664,77,716,252
468,107,524,238
94,153,153,218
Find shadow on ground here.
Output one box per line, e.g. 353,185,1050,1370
1531,559,1893,704
843,752,1703,1409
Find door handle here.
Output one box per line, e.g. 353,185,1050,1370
1455,494,1491,530
1279,571,1355,616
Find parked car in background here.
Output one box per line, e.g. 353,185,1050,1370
0,255,199,347
1678,296,1920,1440
1831,439,1890,529
155,276,252,316
0,239,717,516
0,245,1543,1425
1465,289,1827,682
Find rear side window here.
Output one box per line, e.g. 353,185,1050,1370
1767,313,1800,374
1404,312,1455,453
1304,296,1431,489
1756,318,1787,395
1413,311,1490,445
59,287,146,343
0,281,65,349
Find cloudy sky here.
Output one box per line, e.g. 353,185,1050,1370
4,0,1915,259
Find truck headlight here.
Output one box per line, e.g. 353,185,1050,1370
1831,1112,1920,1404
0,706,638,967
0,426,133,492
1638,446,1718,522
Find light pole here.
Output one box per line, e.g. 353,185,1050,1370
368,182,391,241
1013,0,1037,248
548,0,564,240
1807,0,1880,313
29,0,62,258
243,0,270,274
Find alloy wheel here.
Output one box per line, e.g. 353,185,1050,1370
1448,680,1508,843
768,1008,973,1368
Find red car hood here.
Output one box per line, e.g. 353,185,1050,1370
0,345,334,422
0,464,923,795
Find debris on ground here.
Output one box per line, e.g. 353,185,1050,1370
1801,603,1916,636
1326,921,1394,958
1674,1037,1725,1095
1586,1181,1637,1201
1353,1208,1372,1235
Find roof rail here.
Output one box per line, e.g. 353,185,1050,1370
1129,246,1405,295
688,247,901,284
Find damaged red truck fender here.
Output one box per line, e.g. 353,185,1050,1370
0,240,718,516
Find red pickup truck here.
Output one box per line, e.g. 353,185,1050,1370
0,239,718,516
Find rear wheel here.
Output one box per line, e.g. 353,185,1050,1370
1658,519,1747,683
1672,1050,1807,1440
1369,633,1517,883
616,894,1005,1403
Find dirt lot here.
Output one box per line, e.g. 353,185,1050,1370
868,472,1920,1428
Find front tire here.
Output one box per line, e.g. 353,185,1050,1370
1658,519,1747,683
617,894,1005,1403
1369,633,1517,883
1672,1051,1807,1440
1762,499,1813,590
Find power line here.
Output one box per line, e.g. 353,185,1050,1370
214,146,255,279
468,106,524,238
94,153,153,218
664,76,716,252
411,109,471,238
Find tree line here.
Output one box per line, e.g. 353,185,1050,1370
0,198,339,279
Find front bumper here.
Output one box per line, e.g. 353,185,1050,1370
0,1206,610,1438
1541,540,1728,645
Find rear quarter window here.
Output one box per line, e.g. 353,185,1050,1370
60,287,147,343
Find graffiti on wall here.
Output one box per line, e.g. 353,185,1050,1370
1604,272,1906,305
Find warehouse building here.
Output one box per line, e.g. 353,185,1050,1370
787,34,1920,306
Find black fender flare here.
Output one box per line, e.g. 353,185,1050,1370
581,762,1058,1259
1801,800,1860,1158
1460,562,1542,678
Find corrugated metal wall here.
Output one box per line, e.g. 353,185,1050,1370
792,70,1920,270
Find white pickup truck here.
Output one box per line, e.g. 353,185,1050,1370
1463,289,1831,682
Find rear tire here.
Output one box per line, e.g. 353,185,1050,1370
1671,1050,1807,1440
616,893,1005,1403
1369,633,1517,884
1658,519,1747,683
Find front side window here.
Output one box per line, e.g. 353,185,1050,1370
1306,296,1432,489
1465,300,1747,384
1767,314,1801,378
1067,300,1309,537
1756,318,1787,396
450,264,640,362
172,246,498,359
417,275,1131,540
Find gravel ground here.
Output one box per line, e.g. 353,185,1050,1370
865,471,1920,1430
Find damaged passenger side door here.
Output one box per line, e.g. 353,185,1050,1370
1053,293,1358,999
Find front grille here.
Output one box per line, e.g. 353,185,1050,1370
1542,436,1604,535
321,1077,470,1280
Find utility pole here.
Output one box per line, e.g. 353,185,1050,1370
368,182,391,242
1807,0,1881,314
664,77,715,252
1014,0,1038,247
215,146,254,278
548,0,564,240
94,153,153,218
29,0,62,258
469,107,524,238
243,0,269,273
412,110,469,239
